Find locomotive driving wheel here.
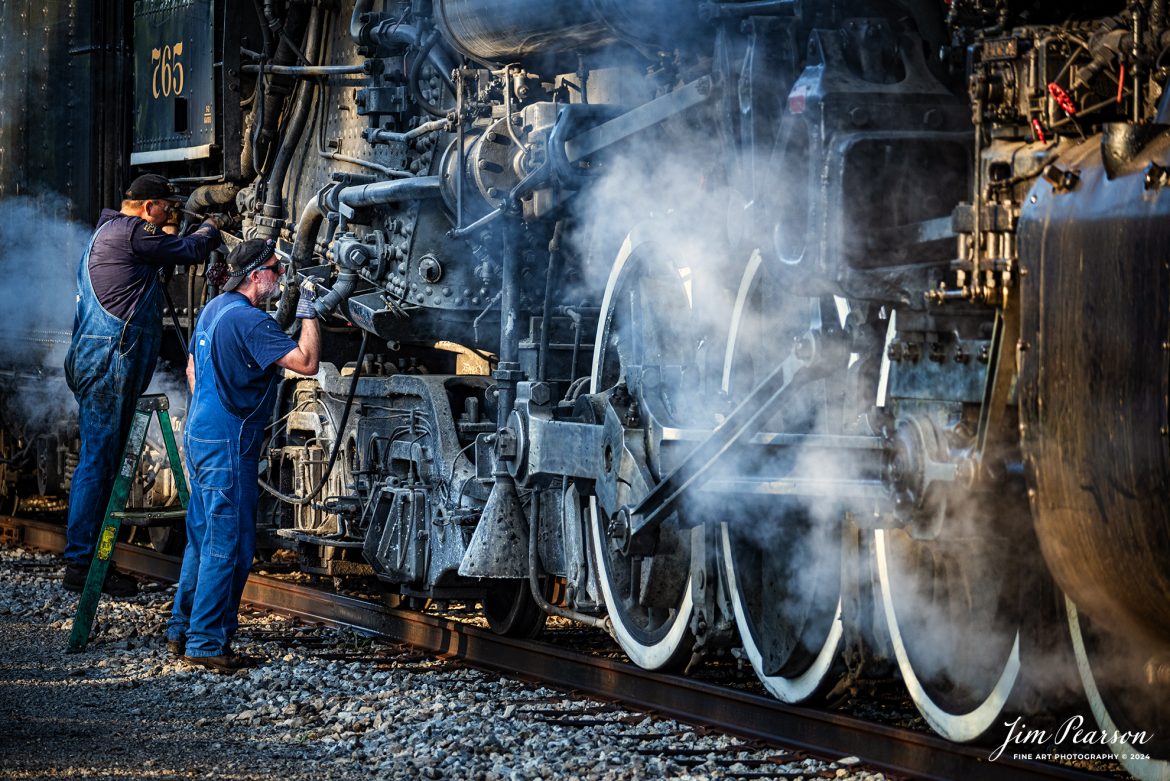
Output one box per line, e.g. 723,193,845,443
875,524,1021,741
586,224,707,671
1066,598,1169,779
718,250,844,702
873,426,1051,743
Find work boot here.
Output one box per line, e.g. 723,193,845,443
62,563,140,597
169,636,231,657
184,653,259,673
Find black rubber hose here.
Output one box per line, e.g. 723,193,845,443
259,330,369,506
251,3,310,177
350,0,376,45
409,30,449,119
258,4,324,238
185,182,241,212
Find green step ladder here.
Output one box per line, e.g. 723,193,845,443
67,393,188,652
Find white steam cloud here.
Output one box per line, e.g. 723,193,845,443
0,195,90,435
558,88,1093,726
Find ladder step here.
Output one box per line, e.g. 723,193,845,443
111,508,187,526
69,395,188,653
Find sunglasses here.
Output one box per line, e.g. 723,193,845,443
254,261,284,275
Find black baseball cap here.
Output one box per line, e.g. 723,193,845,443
223,239,278,292
125,173,183,202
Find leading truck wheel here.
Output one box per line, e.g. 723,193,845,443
717,250,843,702
586,224,701,671
483,579,547,638
1067,597,1169,780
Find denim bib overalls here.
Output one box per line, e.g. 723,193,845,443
167,297,278,658
63,221,163,565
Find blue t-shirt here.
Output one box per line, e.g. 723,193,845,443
193,292,297,418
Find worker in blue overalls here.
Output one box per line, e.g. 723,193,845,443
167,238,319,672
63,174,222,596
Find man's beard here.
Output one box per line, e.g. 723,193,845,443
258,277,281,301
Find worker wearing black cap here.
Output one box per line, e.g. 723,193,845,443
166,239,319,671
62,173,224,596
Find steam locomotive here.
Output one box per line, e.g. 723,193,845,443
2,1,1168,774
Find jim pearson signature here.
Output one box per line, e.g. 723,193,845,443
990,715,1153,762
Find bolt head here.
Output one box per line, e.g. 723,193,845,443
529,382,551,406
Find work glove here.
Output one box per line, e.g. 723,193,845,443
295,281,318,320
203,213,231,231
206,256,230,288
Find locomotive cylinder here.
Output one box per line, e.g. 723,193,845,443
434,0,689,60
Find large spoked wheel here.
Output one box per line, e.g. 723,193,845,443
1067,598,1168,780
717,250,843,702
875,514,1028,742
586,224,701,671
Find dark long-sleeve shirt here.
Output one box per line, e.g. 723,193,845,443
87,208,221,321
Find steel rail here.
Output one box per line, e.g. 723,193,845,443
3,516,1110,781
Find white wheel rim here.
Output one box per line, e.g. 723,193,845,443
720,523,840,702
719,249,842,700
586,223,694,670
1067,596,1169,781
590,496,694,669
875,528,1020,742
721,248,764,392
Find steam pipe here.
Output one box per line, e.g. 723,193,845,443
496,221,521,424
336,175,442,217
273,192,327,329
320,152,415,178
314,269,359,317
528,490,613,634
363,118,449,145
537,222,565,382
264,0,308,64
291,194,325,269
410,30,451,118
258,4,324,239
350,0,376,45
365,22,456,92
243,63,368,76
244,2,311,178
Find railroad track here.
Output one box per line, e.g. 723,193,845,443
3,515,1119,781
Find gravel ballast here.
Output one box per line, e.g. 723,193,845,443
0,544,890,780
